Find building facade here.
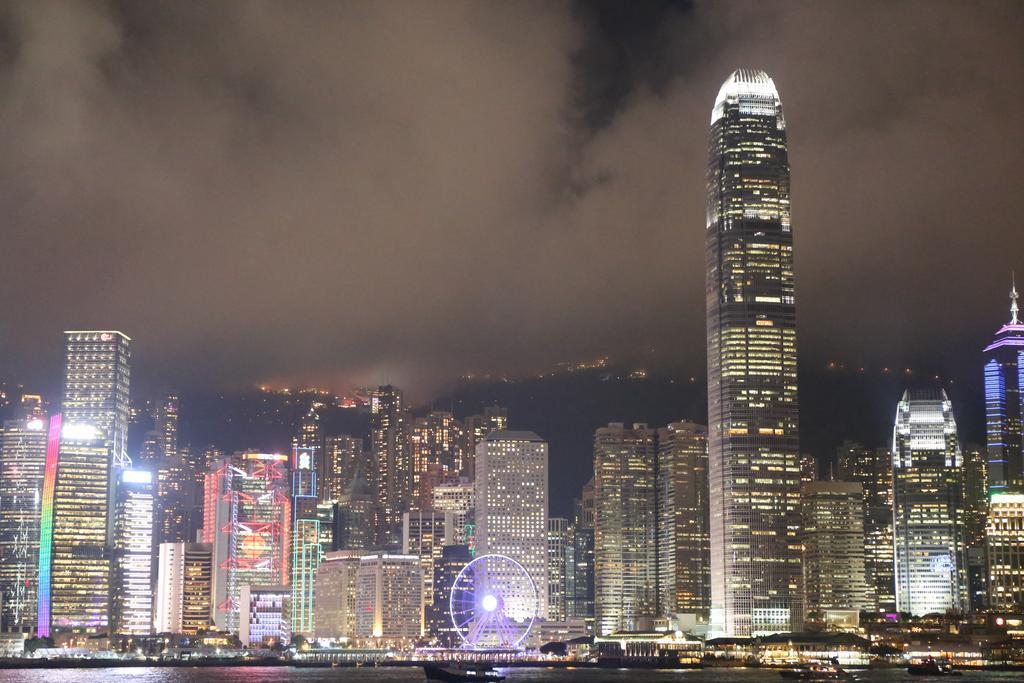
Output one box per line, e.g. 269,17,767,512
291,446,323,637
426,544,472,645
985,281,1024,492
836,441,896,613
111,469,154,635
800,481,870,617
892,390,967,615
239,585,290,646
593,423,657,635
48,330,132,632
354,553,422,640
475,431,549,619
402,510,452,619
705,70,802,637
656,421,710,618
548,517,569,622
370,386,410,547
314,550,364,640
987,493,1024,611
154,542,213,635
0,398,47,632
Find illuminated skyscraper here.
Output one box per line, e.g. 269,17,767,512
355,553,422,640
206,452,291,633
292,446,323,637
800,481,870,618
402,509,452,619
475,431,549,619
333,463,377,551
48,330,131,632
567,478,595,627
432,480,474,547
156,453,194,545
411,412,460,509
962,444,990,611
460,405,508,479
111,469,154,635
892,389,967,615
836,441,895,612
371,386,410,547
656,421,710,618
323,434,365,503
985,279,1024,492
314,550,364,639
706,70,801,637
0,397,47,632
156,394,179,460
547,517,569,622
593,423,657,635
426,544,471,644
987,493,1024,611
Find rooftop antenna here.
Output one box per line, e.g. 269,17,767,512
1012,272,1020,325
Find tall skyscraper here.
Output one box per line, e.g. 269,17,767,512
0,397,47,632
892,389,967,615
371,386,410,547
656,421,710,619
705,70,802,637
836,441,895,612
987,493,1024,611
48,330,131,632
205,452,291,632
333,463,377,551
426,544,472,644
432,480,475,547
291,446,323,637
411,412,460,508
985,280,1024,492
962,444,990,611
547,518,569,622
567,479,595,628
475,431,549,619
593,423,657,635
403,509,452,621
800,481,870,618
156,394,179,461
323,434,365,503
154,542,213,635
111,469,154,635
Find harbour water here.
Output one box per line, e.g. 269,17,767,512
0,667,1016,682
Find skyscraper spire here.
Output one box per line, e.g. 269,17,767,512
1011,272,1019,325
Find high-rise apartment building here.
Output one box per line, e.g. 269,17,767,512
892,390,967,615
800,481,870,617
987,493,1024,611
154,542,213,634
475,431,549,619
985,280,1024,492
706,70,802,637
323,435,365,503
333,466,377,551
656,421,710,618
836,441,895,612
47,330,131,632
432,480,474,547
371,386,410,547
593,423,657,635
0,397,47,632
411,412,461,508
460,406,508,480
354,553,422,640
111,469,154,635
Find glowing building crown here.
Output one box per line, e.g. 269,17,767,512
712,68,783,126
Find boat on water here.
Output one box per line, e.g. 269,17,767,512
907,657,962,676
779,658,853,680
423,663,506,682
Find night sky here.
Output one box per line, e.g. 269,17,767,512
1,2,1022,489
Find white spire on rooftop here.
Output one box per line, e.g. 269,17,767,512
1011,272,1020,325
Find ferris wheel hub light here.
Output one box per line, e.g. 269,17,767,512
482,594,498,612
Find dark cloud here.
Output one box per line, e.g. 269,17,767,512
0,0,1021,404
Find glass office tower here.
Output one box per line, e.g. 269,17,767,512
892,389,967,615
705,69,801,636
47,331,131,632
985,280,1024,492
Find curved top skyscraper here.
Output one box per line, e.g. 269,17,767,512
705,69,802,637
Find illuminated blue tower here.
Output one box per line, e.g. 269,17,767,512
985,277,1024,493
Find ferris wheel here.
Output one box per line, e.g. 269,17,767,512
449,553,538,649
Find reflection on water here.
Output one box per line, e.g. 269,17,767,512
0,666,1014,682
